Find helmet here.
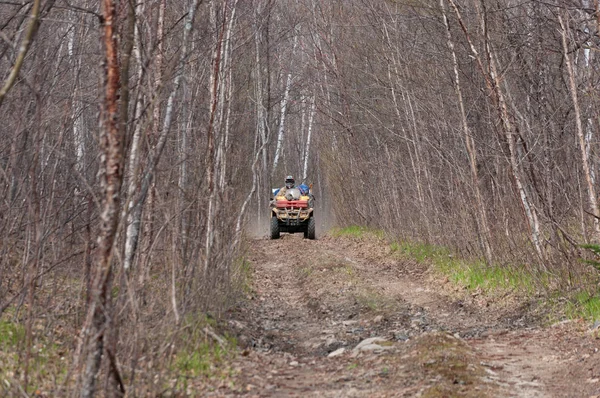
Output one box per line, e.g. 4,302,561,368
285,175,295,189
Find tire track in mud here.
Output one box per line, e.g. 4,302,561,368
215,234,600,397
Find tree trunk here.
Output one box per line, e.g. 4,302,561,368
302,95,316,181
253,2,269,228
448,0,544,260
123,0,199,274
440,0,493,264
272,34,298,174
79,0,123,395
205,0,229,280
559,13,600,242
0,0,41,107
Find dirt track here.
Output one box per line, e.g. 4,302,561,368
208,234,600,397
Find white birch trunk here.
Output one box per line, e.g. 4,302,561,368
448,0,544,259
68,14,85,175
302,95,316,181
204,0,220,280
559,13,600,241
440,0,493,263
121,0,146,271
123,0,198,272
205,0,233,278
488,43,543,259
139,0,166,279
272,34,298,174
253,4,268,225
217,0,238,191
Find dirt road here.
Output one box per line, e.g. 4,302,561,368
207,234,600,397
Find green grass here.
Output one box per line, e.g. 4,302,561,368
174,342,228,377
330,225,384,239
0,319,25,348
394,241,535,293
446,263,535,293
172,313,238,387
565,290,600,322
395,240,600,324
392,241,450,263
355,292,380,311
0,316,68,395
234,256,254,295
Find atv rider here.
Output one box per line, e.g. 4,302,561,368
278,175,296,197
271,175,315,208
271,175,296,206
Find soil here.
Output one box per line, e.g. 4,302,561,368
201,233,600,397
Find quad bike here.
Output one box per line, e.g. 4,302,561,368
270,187,315,240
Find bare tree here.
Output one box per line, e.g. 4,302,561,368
79,0,124,395
440,0,493,264
0,0,41,107
559,12,600,242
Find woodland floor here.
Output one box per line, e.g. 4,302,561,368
195,232,600,397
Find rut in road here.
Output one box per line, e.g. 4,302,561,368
216,234,600,397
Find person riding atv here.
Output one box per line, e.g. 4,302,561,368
276,175,296,198
270,175,315,239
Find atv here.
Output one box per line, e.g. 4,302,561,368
270,187,315,240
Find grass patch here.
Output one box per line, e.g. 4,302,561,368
353,288,395,312
170,313,238,391
297,266,313,278
355,292,380,311
174,342,229,378
330,226,384,239
412,332,492,397
392,241,450,264
297,256,356,282
0,315,68,396
336,264,355,277
234,256,254,295
445,263,535,293
565,290,600,322
395,239,600,325
394,240,536,293
0,319,25,348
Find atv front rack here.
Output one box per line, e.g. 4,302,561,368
274,200,311,226
275,200,308,209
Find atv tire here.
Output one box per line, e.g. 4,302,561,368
306,217,316,240
270,216,280,239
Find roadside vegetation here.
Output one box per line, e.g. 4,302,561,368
331,226,600,324
0,311,69,395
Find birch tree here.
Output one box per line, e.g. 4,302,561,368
440,0,493,264
559,12,600,242
272,33,298,174
123,0,200,273
447,0,544,259
79,0,123,395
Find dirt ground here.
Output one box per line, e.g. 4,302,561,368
201,233,600,397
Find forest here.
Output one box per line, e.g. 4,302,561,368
1,0,600,395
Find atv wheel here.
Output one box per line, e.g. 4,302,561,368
270,216,280,239
306,217,316,240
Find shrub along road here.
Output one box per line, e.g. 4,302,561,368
202,233,600,397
